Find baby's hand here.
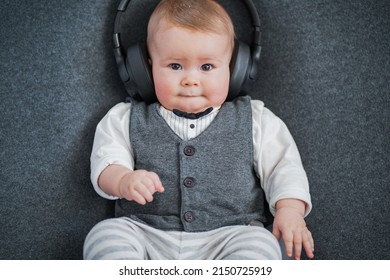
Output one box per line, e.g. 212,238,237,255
118,170,164,205
272,199,314,260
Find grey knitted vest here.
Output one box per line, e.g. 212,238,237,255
115,96,267,232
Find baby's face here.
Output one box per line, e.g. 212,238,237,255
148,20,233,113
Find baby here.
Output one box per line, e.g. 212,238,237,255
84,0,314,260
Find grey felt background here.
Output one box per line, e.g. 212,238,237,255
0,0,389,259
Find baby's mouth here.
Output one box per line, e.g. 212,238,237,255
178,91,201,97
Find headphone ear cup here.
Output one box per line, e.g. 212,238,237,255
125,43,156,103
228,40,251,101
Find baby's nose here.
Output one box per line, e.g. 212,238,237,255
181,71,199,86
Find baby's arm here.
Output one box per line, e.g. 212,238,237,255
90,102,164,203
272,198,314,260
251,100,314,259
98,164,164,205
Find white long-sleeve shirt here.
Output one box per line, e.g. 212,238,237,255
90,100,312,216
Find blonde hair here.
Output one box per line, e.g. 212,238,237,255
147,0,235,48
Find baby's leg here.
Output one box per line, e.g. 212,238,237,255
215,225,282,260
83,217,147,260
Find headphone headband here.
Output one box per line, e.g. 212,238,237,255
114,0,262,103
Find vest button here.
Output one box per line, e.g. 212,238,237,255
183,177,196,188
184,146,196,156
184,211,195,223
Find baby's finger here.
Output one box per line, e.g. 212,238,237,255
282,231,294,258
272,226,281,241
148,171,164,193
129,189,148,205
141,177,158,193
302,230,315,259
293,231,303,260
135,184,155,203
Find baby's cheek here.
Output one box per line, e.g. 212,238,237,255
209,79,230,104
154,81,173,107
154,81,170,96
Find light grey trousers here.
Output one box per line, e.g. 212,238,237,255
83,217,282,260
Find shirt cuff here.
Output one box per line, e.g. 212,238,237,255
90,158,133,200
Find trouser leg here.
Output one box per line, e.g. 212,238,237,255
177,225,281,260
83,217,147,260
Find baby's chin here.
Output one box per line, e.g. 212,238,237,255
162,102,210,114
157,92,227,114
172,100,224,114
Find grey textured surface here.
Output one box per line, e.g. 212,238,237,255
1,0,389,259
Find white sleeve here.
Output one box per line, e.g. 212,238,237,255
252,100,312,217
90,102,133,200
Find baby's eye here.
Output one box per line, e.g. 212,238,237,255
201,64,213,71
169,63,182,70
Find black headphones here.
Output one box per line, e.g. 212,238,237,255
113,0,262,104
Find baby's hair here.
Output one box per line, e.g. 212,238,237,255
147,0,235,48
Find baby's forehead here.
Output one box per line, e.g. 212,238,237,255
151,20,221,36
150,25,233,52
149,15,225,33
147,18,234,50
